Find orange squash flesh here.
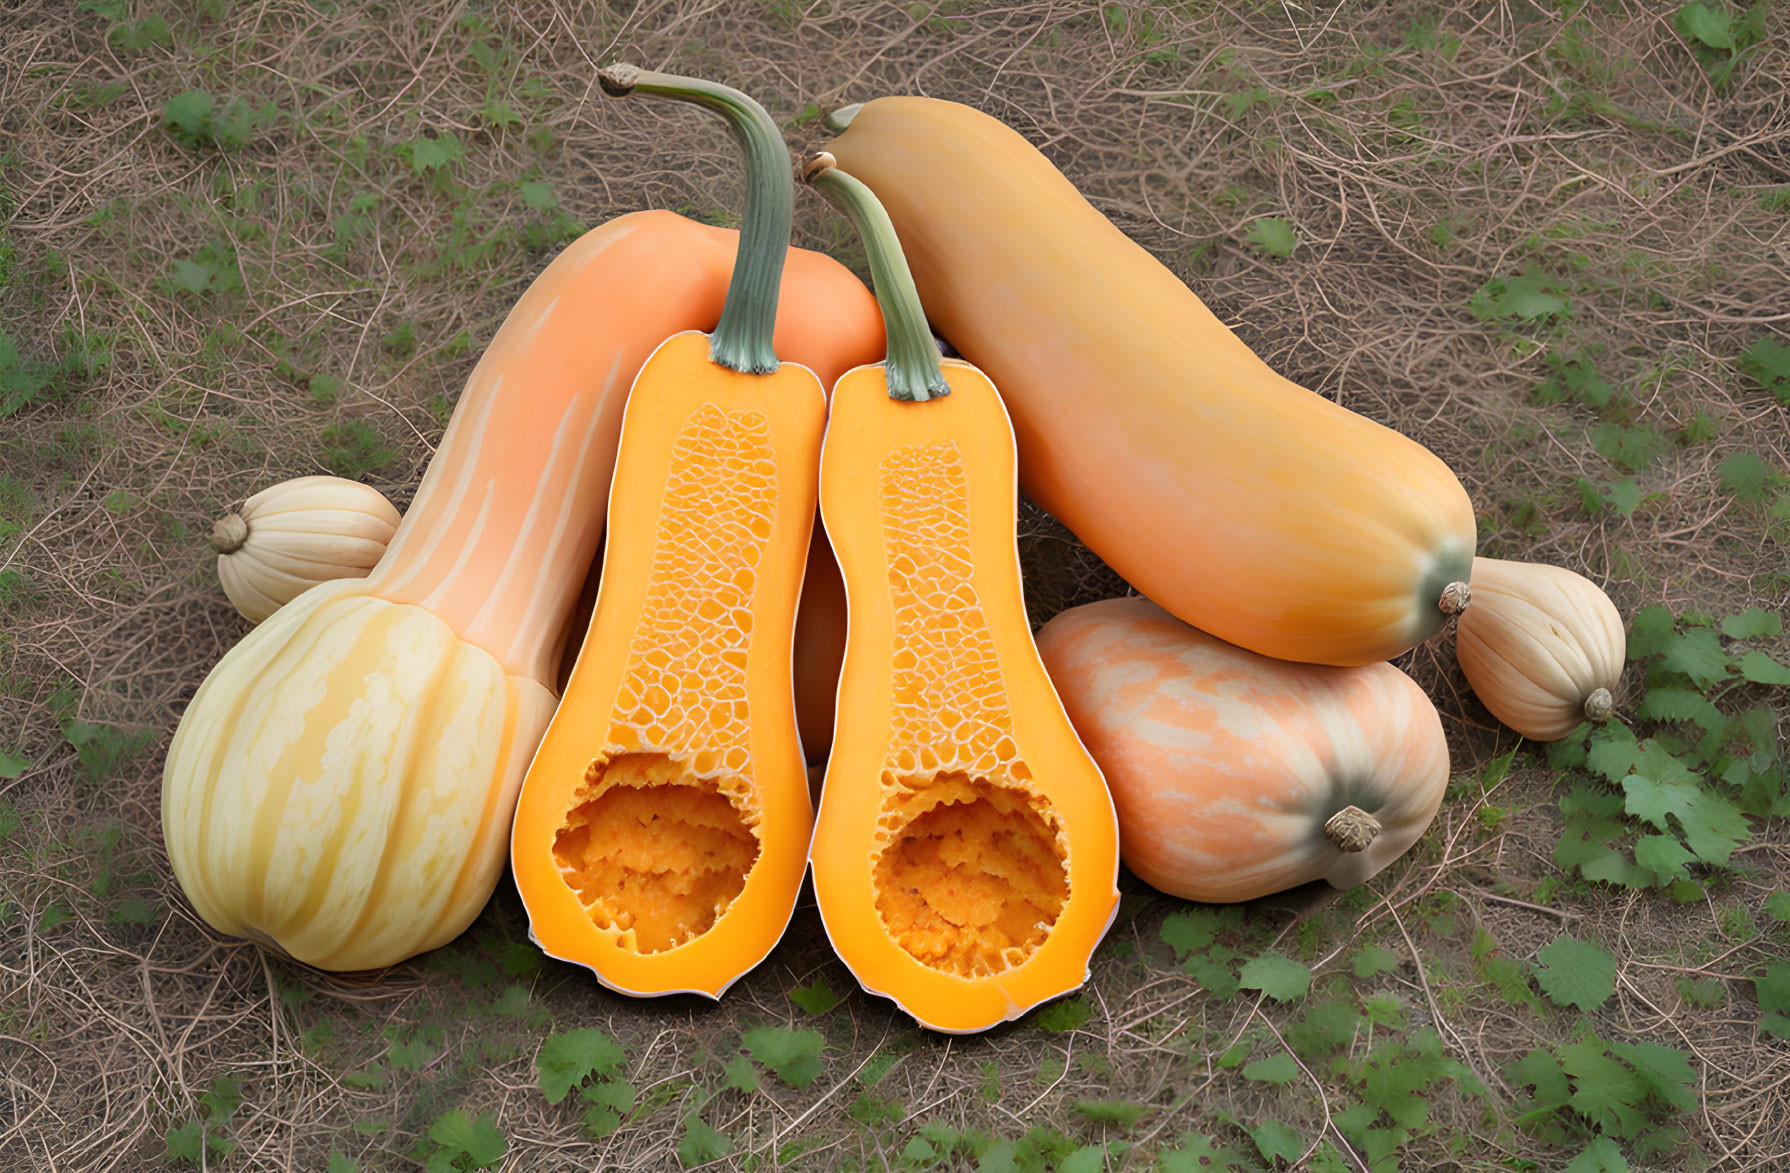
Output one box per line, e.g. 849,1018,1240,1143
826,98,1476,667
509,70,861,997
804,157,1119,1033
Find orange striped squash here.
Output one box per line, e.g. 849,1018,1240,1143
1037,598,1450,902
162,190,881,968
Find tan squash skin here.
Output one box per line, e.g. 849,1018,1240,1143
827,98,1477,666
1037,598,1450,902
1456,557,1625,742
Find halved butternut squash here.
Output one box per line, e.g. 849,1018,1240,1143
803,155,1119,1033
510,70,836,997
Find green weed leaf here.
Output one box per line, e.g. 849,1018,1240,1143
1470,268,1568,322
1757,963,1790,1038
1736,651,1790,685
1239,953,1311,1001
1352,943,1401,977
1591,422,1669,472
1565,1135,1631,1173
1675,2,1734,50
0,749,28,779
1250,1120,1304,1164
1764,891,1790,922
677,1114,732,1167
1532,936,1615,1010
1073,1099,1148,1128
536,1028,625,1104
1246,217,1296,257
425,1110,506,1172
1242,1053,1300,1084
789,977,843,1015
164,1120,205,1165
721,1053,759,1092
579,1077,635,1138
1033,997,1091,1032
1718,452,1774,502
1660,629,1731,689
519,180,558,211
403,132,464,176
1157,1133,1252,1172
327,1152,361,1173
1739,336,1790,404
741,1026,826,1088
1722,608,1782,640
1559,1041,1648,1137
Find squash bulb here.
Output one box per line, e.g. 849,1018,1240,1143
162,579,555,971
1455,556,1625,742
212,475,401,622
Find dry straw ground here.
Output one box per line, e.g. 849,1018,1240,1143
2,0,1788,1169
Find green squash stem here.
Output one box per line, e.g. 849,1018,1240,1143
599,64,789,374
800,152,949,403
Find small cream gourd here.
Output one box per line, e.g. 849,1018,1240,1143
210,476,400,622
1455,557,1625,741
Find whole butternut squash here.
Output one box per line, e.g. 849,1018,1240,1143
1037,597,1450,902
163,182,881,969
803,155,1119,1033
826,99,1476,666
512,69,841,998
1456,557,1624,741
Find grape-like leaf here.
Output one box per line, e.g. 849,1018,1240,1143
1565,1135,1632,1173
1239,953,1311,1002
1722,608,1783,640
1533,936,1616,1011
741,1027,826,1089
1757,963,1790,1039
536,1029,625,1104
1661,629,1731,689
426,1110,506,1171
1242,1053,1300,1084
1736,651,1790,685
1675,1,1735,49
677,1115,732,1167
1246,217,1296,257
788,977,843,1015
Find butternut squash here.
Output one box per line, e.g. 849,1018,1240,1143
162,136,882,970
509,70,858,997
1456,557,1624,741
803,154,1119,1033
1037,597,1450,902
825,98,1476,666
210,475,400,622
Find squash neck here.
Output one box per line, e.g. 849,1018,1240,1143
801,152,950,403
600,66,788,375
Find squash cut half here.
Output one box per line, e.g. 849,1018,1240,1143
510,70,848,997
804,157,1119,1033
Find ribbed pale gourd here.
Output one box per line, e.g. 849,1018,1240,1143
1456,556,1625,741
210,475,400,622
